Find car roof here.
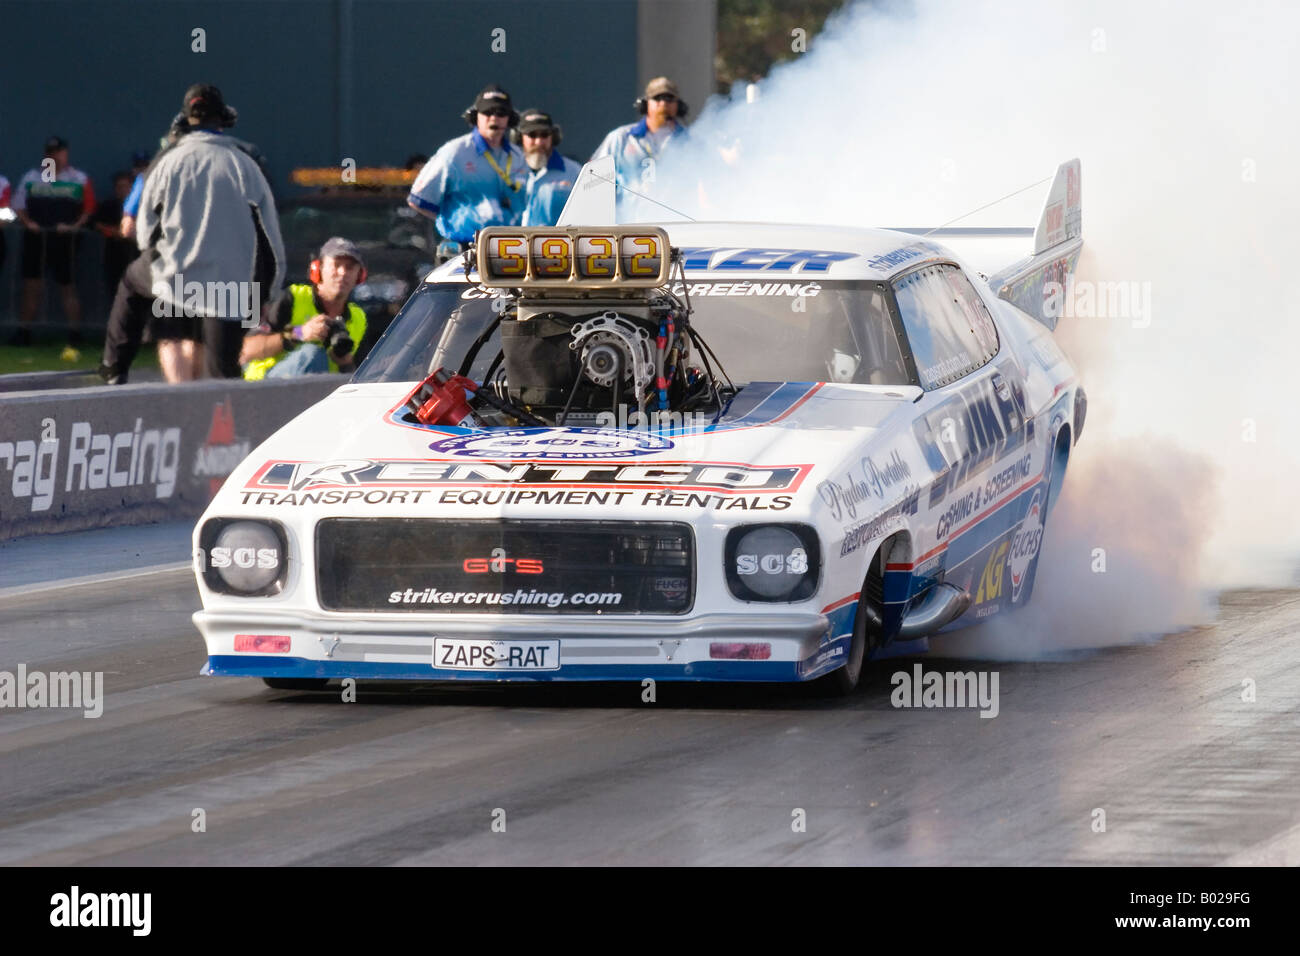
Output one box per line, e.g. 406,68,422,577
427,221,959,284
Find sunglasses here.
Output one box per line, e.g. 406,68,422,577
481,108,510,118
522,130,553,138
650,94,678,102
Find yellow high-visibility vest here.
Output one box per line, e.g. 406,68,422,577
243,284,366,381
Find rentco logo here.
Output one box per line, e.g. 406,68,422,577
463,548,544,575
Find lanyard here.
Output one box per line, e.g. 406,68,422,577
482,148,520,192
632,133,658,160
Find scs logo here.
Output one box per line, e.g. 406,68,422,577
211,547,279,570
736,548,808,575
463,548,544,575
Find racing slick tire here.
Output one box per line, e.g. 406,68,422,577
814,555,886,697
1015,428,1069,608
262,678,331,691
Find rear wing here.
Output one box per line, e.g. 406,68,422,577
893,159,1082,331
984,159,1082,330
556,155,617,226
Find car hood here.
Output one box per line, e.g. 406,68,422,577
213,380,927,522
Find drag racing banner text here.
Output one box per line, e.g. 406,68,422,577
0,377,344,541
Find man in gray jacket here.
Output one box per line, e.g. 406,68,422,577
137,84,284,378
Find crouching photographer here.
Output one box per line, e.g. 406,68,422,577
242,236,368,379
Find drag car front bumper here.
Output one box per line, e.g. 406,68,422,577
194,607,852,682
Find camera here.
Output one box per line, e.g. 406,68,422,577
323,317,353,359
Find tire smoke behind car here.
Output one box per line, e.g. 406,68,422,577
647,0,1300,653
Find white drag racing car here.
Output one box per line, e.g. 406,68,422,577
193,160,1085,694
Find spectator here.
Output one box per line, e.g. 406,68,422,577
240,237,367,379
91,171,135,300
136,83,284,379
117,147,158,238
10,136,94,347
101,124,195,384
515,109,581,227
102,105,273,384
591,77,689,203
0,171,10,279
407,84,526,258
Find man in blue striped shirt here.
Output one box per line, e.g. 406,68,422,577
516,109,581,227
407,85,527,252
591,77,689,207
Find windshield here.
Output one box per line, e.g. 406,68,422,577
354,280,913,386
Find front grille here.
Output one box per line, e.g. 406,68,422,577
316,519,694,613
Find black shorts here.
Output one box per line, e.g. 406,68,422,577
147,310,203,343
20,230,78,284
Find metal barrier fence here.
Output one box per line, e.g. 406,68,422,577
0,223,120,340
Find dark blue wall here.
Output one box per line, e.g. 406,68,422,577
1,0,638,194
0,0,642,328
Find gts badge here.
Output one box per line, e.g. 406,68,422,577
463,548,544,575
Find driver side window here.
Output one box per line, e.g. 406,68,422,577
893,264,998,389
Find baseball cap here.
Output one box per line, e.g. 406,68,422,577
319,237,365,270
643,77,681,99
44,135,68,155
472,84,514,114
518,109,556,135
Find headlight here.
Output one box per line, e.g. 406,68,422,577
200,519,288,596
725,524,820,603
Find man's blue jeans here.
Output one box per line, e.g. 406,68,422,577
266,343,330,377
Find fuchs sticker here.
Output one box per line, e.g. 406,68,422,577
428,427,673,460
653,576,689,602
1007,489,1044,601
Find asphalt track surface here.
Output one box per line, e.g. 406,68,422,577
1,529,1298,865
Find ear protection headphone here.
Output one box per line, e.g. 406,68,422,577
634,96,689,118
310,257,367,285
510,124,563,148
463,106,520,127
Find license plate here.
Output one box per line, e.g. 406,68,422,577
433,638,560,671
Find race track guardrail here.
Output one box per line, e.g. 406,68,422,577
0,376,346,542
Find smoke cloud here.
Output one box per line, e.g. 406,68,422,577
646,0,1300,651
